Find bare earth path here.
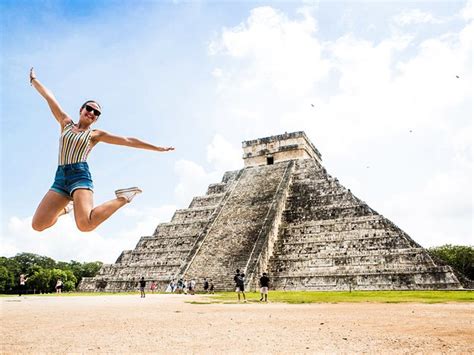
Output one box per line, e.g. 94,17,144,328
1,294,473,354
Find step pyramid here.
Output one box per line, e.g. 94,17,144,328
79,132,462,291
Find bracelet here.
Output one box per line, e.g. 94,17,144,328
30,77,37,83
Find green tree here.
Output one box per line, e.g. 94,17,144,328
81,261,103,277
0,266,15,292
0,253,103,293
429,244,474,280
12,253,55,274
63,280,75,292
56,261,70,270
28,268,52,293
69,261,103,287
0,257,21,278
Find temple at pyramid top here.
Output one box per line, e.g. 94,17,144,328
80,131,468,292
242,131,322,167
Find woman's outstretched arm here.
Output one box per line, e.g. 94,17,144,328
93,130,175,152
30,67,71,127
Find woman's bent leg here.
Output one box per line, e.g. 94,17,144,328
72,189,127,232
32,191,71,232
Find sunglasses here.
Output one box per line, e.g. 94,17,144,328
84,104,101,117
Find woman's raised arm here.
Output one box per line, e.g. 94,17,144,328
93,129,175,152
30,68,71,127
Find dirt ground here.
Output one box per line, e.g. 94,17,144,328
1,294,473,354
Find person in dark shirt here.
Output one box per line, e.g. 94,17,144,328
234,269,246,302
259,272,270,302
177,278,184,294
139,277,146,298
203,278,209,293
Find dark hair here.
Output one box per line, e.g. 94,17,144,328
80,100,101,111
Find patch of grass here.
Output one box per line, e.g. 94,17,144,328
3,290,472,304
207,290,474,304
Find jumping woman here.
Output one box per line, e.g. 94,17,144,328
30,68,174,232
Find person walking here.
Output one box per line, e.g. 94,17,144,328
139,277,146,298
203,278,209,293
55,279,63,294
29,68,174,233
259,272,270,302
18,274,28,296
182,279,188,294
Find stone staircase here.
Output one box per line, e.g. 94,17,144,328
182,161,294,290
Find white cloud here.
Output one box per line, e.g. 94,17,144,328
382,166,472,247
174,159,220,207
1,215,114,262
206,134,242,172
116,205,177,239
1,204,178,263
210,4,472,148
392,9,445,26
174,134,242,207
211,6,330,98
174,159,207,205
211,68,223,78
461,0,473,21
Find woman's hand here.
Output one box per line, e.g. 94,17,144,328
30,67,37,85
163,147,175,151
29,68,70,127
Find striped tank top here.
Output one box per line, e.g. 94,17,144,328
58,122,93,165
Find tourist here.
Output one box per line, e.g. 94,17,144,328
150,281,157,293
187,279,195,295
55,279,63,294
182,279,188,294
209,279,214,294
234,269,246,302
203,278,209,293
29,68,174,233
177,279,184,294
259,272,270,302
139,277,146,298
18,274,28,296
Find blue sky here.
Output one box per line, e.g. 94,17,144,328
1,0,472,263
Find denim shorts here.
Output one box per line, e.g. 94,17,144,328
50,162,94,199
